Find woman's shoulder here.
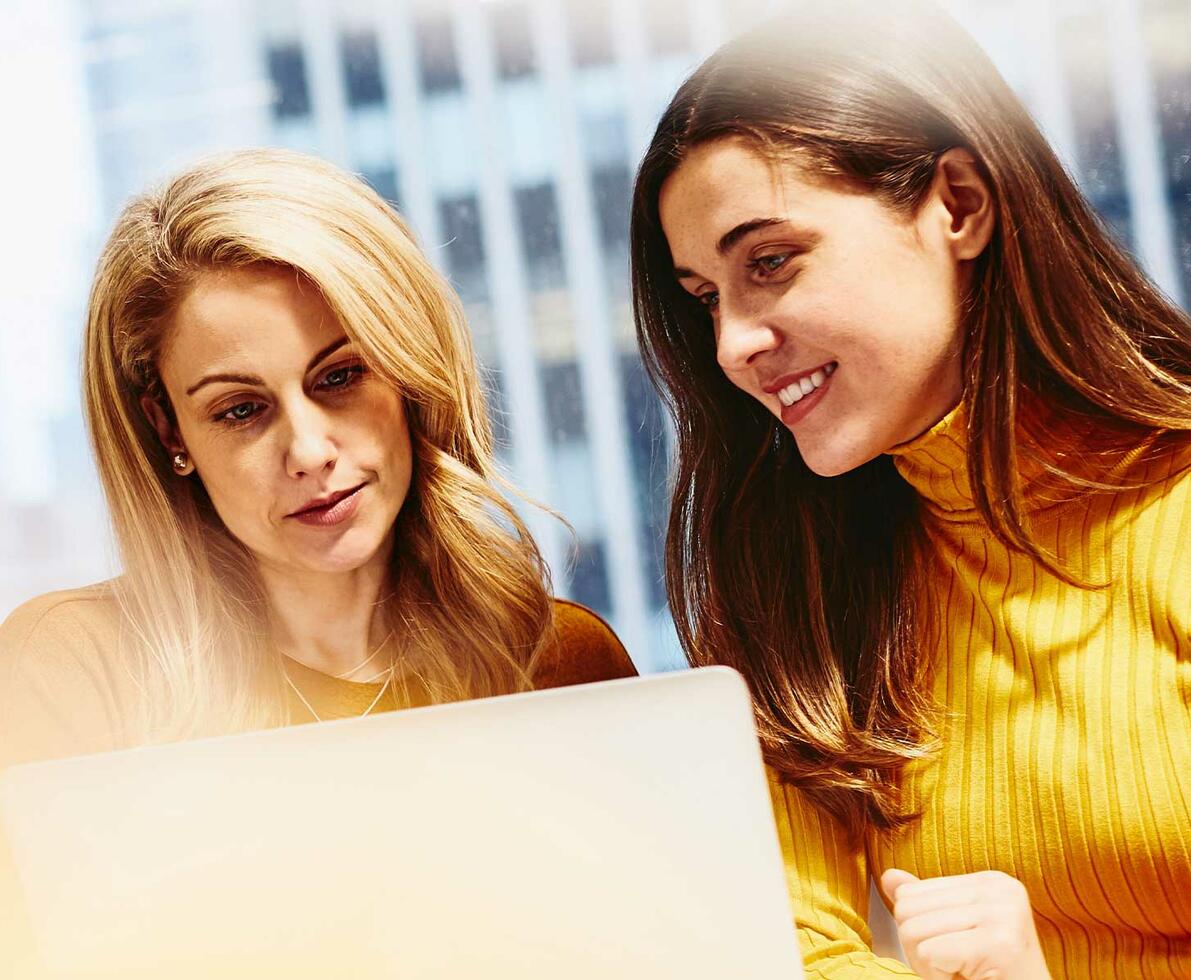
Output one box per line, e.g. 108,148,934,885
534,599,638,690
0,580,128,769
0,581,123,654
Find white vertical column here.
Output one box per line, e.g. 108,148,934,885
531,0,651,658
374,0,443,261
1105,0,1184,303
1022,0,1081,176
610,0,657,166
202,0,273,148
452,0,566,584
298,0,350,167
0,0,95,507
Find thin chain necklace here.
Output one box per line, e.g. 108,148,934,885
284,661,396,723
331,629,395,680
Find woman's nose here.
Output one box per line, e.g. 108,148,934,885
714,301,781,374
283,402,338,479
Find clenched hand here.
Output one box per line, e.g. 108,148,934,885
879,868,1052,980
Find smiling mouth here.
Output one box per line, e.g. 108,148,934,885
776,362,836,406
288,483,365,518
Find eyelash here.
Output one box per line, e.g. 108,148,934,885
212,363,368,428
748,252,793,276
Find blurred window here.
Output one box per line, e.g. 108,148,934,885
1144,0,1191,301
591,163,632,253
440,194,489,304
514,182,567,291
341,30,385,109
267,42,311,118
620,354,670,610
415,13,462,94
565,0,615,68
540,360,588,443
490,2,536,80
570,538,613,616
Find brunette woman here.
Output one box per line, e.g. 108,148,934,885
631,3,1191,977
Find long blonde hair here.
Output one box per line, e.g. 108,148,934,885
85,148,555,741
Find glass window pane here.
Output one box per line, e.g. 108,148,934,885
415,13,462,94
267,42,311,119
341,30,385,109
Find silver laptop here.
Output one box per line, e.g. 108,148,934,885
0,666,804,979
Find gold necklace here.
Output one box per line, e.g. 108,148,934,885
283,661,396,723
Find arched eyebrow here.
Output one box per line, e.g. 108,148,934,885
673,218,819,279
185,337,350,397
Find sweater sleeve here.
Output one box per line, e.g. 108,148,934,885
768,771,918,978
534,599,637,688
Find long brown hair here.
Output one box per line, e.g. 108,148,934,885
86,148,555,741
631,0,1191,833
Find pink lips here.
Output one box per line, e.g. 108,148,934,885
287,484,366,527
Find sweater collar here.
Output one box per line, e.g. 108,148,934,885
885,402,977,517
883,396,1171,519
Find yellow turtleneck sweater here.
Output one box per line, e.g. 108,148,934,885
772,406,1191,978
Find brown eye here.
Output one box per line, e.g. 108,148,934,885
317,364,365,391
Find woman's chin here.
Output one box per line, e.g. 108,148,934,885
795,435,880,478
281,530,392,576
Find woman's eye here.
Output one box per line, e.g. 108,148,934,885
216,401,262,425
697,291,720,311
317,364,366,390
750,252,791,276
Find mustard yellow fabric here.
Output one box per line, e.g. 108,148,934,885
773,405,1191,978
281,598,636,721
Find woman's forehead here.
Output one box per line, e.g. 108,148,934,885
659,142,842,266
161,267,342,384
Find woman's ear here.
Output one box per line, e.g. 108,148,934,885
140,393,182,456
933,147,995,261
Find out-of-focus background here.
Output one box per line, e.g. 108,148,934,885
1,0,1188,670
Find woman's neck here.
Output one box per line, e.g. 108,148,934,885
259,552,393,679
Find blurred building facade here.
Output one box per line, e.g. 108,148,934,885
1,0,1189,671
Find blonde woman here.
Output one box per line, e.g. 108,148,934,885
0,148,632,777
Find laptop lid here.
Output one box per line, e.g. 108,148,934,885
0,666,804,979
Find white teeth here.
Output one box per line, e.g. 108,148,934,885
776,363,835,408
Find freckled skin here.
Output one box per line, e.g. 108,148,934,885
659,139,973,477
152,266,412,577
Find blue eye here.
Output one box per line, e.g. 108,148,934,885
698,291,720,311
216,401,262,425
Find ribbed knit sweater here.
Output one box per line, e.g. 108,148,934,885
771,405,1191,978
